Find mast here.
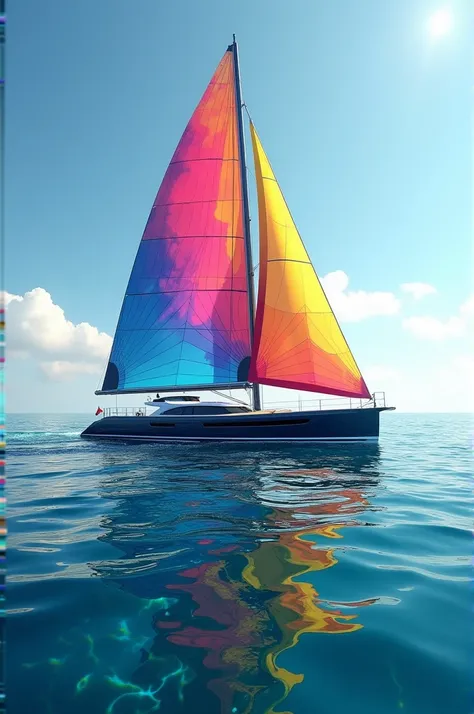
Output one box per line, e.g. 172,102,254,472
231,35,262,411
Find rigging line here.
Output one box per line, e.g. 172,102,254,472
134,294,185,336
184,300,249,361
169,157,239,164
178,290,199,382
120,312,183,354
210,389,248,406
116,333,182,376
97,358,108,395
118,324,246,334
124,344,241,379
242,103,253,124
256,185,293,348
124,352,223,379
258,309,303,363
153,198,242,208
191,291,233,336
138,235,246,241
125,288,248,296
126,355,238,378
124,302,187,344
266,352,355,382
262,233,289,359
273,211,291,336
120,311,202,373
258,308,345,364
269,361,360,387
127,289,169,329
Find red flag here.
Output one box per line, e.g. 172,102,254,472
95,407,103,416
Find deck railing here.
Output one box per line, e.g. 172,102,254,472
102,406,148,418
263,391,387,412
99,392,387,418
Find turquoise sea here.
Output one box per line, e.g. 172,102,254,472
8,413,472,714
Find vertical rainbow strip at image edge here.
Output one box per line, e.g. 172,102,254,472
0,5,5,713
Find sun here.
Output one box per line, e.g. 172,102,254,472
427,7,454,38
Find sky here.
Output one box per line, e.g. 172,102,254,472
5,0,473,413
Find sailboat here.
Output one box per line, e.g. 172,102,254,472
81,37,394,444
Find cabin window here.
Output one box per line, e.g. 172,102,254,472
204,418,309,428
173,406,197,414
149,422,176,427
190,406,249,415
224,407,252,413
162,405,251,415
153,396,199,403
191,406,228,415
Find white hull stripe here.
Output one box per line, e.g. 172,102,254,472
83,434,378,443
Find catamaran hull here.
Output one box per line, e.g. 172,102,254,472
81,407,392,443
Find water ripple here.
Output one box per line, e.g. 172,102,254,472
7,413,472,714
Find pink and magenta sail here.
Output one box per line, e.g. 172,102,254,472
100,50,252,393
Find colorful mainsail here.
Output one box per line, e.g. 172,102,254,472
99,50,251,394
248,124,370,399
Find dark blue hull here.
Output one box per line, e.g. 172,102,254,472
81,407,393,443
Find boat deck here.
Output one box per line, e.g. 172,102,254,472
98,392,391,418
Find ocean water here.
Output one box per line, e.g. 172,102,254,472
8,412,472,714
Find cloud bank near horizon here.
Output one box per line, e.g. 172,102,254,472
3,280,472,414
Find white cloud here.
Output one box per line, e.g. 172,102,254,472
382,359,473,412
431,355,474,412
402,293,474,341
3,287,112,381
321,271,400,322
402,315,465,340
364,365,400,385
40,361,103,381
401,282,437,299
3,290,22,307
451,355,474,376
459,295,474,317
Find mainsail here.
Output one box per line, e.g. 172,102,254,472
248,124,370,399
98,50,251,395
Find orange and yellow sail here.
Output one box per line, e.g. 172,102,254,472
248,124,370,399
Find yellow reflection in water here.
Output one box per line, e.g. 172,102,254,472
240,472,376,712
165,469,377,713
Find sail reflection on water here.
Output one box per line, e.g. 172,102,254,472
94,445,381,713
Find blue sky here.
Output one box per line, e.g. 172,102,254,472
6,0,473,412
